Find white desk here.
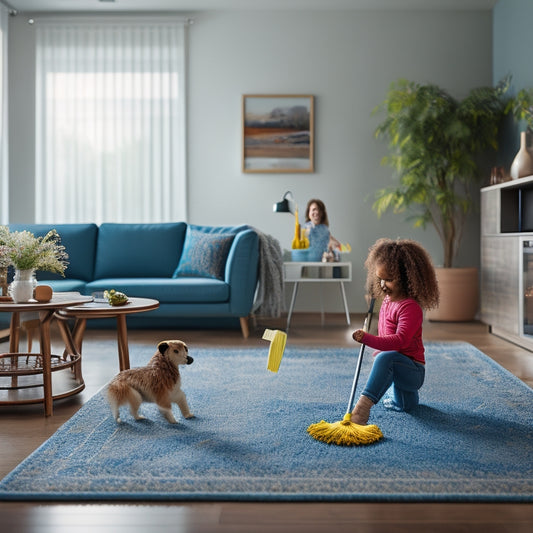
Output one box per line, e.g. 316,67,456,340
283,261,352,330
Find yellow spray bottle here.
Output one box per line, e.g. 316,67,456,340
292,209,301,249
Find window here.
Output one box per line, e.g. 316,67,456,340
35,19,187,224
0,6,8,224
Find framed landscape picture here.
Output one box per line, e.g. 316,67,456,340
242,94,314,173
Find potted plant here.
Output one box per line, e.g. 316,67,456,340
372,77,510,321
508,87,533,179
0,227,68,302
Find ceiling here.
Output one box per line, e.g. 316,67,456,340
3,0,499,14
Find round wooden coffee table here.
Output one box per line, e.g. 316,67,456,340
56,297,159,372
0,293,93,416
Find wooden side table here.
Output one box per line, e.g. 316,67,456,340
0,293,93,416
283,261,352,330
56,297,159,371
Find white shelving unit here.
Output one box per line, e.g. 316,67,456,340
283,261,352,330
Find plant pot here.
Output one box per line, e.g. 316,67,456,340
426,267,478,322
291,249,322,262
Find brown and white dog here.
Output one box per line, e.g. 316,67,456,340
107,340,194,423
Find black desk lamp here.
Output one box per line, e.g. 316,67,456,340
273,191,296,214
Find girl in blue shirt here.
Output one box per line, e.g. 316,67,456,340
304,199,341,259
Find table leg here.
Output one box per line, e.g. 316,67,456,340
339,281,351,326
9,311,20,353
116,314,130,371
55,315,83,382
71,318,87,354
319,285,325,326
286,282,299,331
9,312,20,388
39,310,55,417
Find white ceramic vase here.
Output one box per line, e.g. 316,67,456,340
8,269,35,303
510,131,533,180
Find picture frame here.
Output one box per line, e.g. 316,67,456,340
242,94,314,173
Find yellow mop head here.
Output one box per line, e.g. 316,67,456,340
307,297,382,446
307,412,383,446
262,329,287,372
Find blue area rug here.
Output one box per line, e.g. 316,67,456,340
0,342,532,502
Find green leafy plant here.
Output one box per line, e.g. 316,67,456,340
0,226,11,269
508,87,533,132
372,77,510,268
0,226,69,275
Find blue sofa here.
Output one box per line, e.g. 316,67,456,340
3,222,259,336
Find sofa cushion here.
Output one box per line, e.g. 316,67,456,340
86,277,229,303
41,279,88,293
174,228,235,280
94,223,187,279
8,223,98,281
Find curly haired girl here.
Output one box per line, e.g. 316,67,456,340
351,238,440,425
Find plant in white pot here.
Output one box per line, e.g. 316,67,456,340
0,227,68,302
372,77,510,321
508,87,533,179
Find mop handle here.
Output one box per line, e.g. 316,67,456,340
345,298,376,414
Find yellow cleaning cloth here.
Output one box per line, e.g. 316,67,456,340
262,329,287,372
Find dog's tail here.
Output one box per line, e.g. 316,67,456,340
107,381,144,422
108,380,136,403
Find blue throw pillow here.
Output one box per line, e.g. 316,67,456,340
174,229,235,280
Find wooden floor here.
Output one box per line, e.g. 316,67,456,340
0,313,532,532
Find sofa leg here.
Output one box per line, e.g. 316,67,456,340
239,317,250,339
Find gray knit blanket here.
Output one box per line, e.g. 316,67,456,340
252,229,284,318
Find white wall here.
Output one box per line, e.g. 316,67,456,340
8,8,493,314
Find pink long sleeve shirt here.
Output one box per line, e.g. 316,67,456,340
361,296,425,364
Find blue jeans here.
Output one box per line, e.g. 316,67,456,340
362,351,425,411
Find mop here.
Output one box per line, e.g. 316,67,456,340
307,298,383,445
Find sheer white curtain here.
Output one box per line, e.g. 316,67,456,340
35,18,187,224
0,6,8,224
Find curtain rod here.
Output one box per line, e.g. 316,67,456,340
23,14,195,25
0,0,17,16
